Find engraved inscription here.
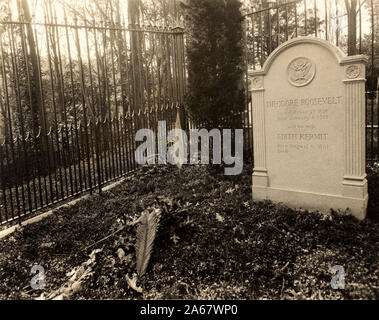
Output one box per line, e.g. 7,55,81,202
266,96,342,108
277,108,328,121
277,133,328,140
287,57,316,87
267,95,342,155
277,143,328,153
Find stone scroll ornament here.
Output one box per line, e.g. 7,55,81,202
287,57,316,87
346,64,361,79
251,77,263,89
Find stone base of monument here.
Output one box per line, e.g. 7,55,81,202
252,179,368,220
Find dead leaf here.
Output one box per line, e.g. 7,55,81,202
35,293,45,300
225,188,235,194
171,233,180,245
40,242,55,249
125,273,143,293
89,248,102,260
71,281,82,293
215,212,225,223
117,248,125,260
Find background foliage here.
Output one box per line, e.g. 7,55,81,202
185,0,245,129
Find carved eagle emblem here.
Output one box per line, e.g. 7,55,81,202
287,57,315,87
289,59,312,81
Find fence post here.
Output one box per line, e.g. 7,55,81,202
172,26,187,131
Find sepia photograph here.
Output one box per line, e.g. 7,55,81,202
0,0,377,308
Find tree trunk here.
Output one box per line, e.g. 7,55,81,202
21,0,47,144
345,0,358,56
115,0,129,115
128,0,144,111
20,0,49,157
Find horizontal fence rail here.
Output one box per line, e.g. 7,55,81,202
245,0,378,162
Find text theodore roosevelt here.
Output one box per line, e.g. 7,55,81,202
266,95,343,108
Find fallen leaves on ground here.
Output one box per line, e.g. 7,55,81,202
0,164,378,300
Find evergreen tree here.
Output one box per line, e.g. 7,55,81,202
185,0,245,129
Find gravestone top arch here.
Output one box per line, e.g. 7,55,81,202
249,37,368,220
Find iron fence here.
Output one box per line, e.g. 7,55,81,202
244,0,378,162
0,5,186,226
0,104,180,226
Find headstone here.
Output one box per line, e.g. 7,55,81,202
249,37,368,220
